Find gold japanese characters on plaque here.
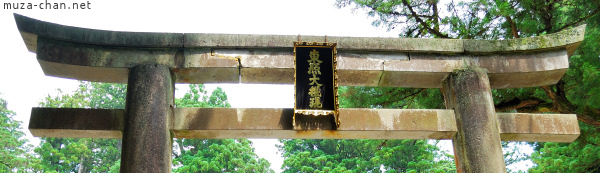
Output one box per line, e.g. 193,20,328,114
294,42,339,128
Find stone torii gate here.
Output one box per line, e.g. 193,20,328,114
14,14,584,172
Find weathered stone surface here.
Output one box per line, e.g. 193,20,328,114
17,13,583,55
19,31,37,52
172,108,294,131
463,25,586,55
237,49,295,84
172,108,457,139
174,67,240,84
473,49,569,72
30,107,580,142
336,53,385,86
176,48,240,83
337,53,389,70
184,34,464,53
293,114,338,131
477,49,570,88
120,64,173,173
184,34,295,49
35,37,178,83
241,68,295,84
183,49,239,68
14,12,465,53
379,50,570,88
36,38,179,66
379,71,449,88
171,108,294,139
14,14,183,49
377,52,454,88
488,69,567,88
386,53,460,72
29,108,124,138
498,113,580,142
238,49,294,68
337,70,382,86
17,13,586,173
443,68,507,173
15,14,584,88
338,109,456,139
38,59,129,83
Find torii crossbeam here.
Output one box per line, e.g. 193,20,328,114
14,13,584,172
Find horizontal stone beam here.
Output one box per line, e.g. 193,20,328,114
29,108,580,142
15,14,584,88
31,36,570,88
29,108,124,138
172,108,456,139
498,113,580,142
232,48,569,88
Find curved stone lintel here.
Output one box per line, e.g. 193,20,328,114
14,14,183,50
14,13,585,88
464,25,586,55
15,13,585,53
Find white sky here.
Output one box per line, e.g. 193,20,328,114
0,0,531,172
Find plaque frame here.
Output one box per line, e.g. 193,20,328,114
293,41,339,127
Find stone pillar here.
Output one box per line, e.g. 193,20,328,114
121,64,174,173
442,68,506,173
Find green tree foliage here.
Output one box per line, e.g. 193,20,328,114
529,123,600,172
280,87,455,172
173,139,272,173
338,87,444,109
279,139,454,172
175,84,231,108
0,97,39,171
35,82,272,172
36,82,125,172
336,0,600,124
334,0,600,172
173,84,272,173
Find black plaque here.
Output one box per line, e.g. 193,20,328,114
294,42,339,127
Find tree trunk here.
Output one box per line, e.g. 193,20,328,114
176,139,185,159
77,156,86,173
505,16,520,38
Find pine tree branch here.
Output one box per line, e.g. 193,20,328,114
376,140,388,150
505,16,520,38
405,89,426,108
401,0,450,38
541,82,573,113
541,81,600,128
555,9,600,32
400,89,425,101
493,82,600,128
0,162,9,169
432,1,440,32
472,16,500,38
576,109,600,128
495,98,542,112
